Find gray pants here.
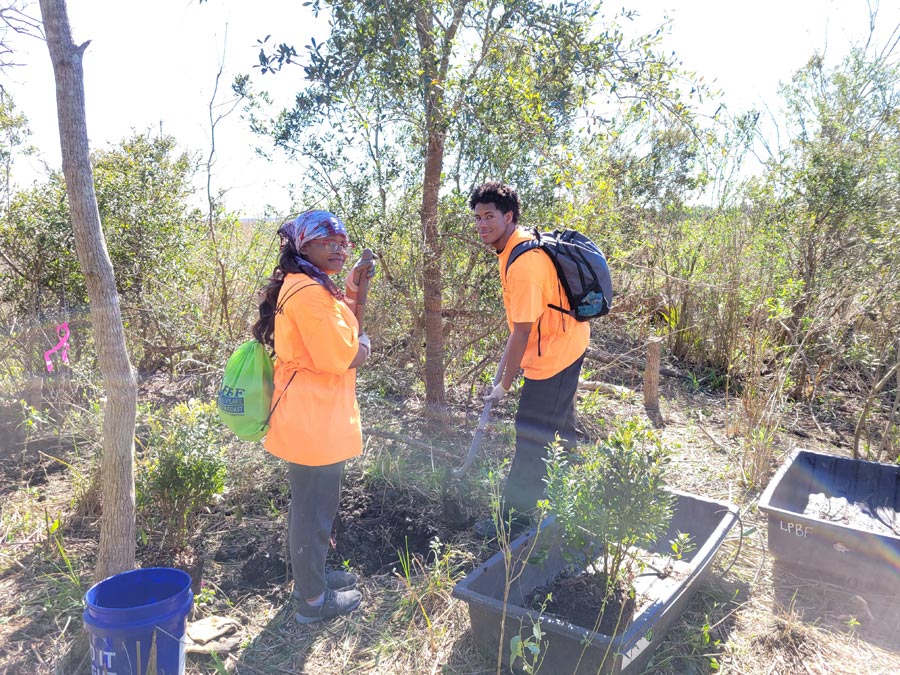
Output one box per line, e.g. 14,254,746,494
287,460,345,599
504,353,584,515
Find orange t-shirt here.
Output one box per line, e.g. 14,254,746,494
264,273,363,466
498,228,590,380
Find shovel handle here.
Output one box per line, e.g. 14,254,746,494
353,248,375,332
453,351,509,477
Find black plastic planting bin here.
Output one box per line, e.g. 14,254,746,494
760,449,900,592
452,490,738,675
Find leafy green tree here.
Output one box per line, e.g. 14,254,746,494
754,44,900,401
1,132,205,374
1,174,75,314
93,133,200,299
248,0,696,414
1,134,198,306
0,90,33,213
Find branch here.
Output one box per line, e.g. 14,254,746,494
0,246,28,279
579,381,634,397
853,360,900,459
1,5,44,41
362,427,460,463
584,346,692,380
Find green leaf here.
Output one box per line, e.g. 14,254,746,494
510,635,523,660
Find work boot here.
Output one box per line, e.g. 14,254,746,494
473,514,532,540
294,587,362,624
291,570,358,606
325,569,358,590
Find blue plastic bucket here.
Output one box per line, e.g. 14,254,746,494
83,567,193,675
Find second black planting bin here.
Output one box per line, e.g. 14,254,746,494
759,449,900,591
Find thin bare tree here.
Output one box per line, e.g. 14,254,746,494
39,0,137,580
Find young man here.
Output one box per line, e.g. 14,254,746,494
470,181,589,533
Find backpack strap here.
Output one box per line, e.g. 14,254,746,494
265,370,297,425
504,240,539,276
504,230,572,318
261,281,318,358
504,229,542,277
275,280,317,315
264,280,315,421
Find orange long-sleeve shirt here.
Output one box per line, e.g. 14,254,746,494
264,273,363,466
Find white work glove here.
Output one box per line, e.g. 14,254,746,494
483,382,510,403
346,256,377,292
358,333,371,357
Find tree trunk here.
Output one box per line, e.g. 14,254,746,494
40,0,137,581
416,5,447,416
421,127,447,415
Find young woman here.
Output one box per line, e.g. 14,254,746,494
252,210,375,623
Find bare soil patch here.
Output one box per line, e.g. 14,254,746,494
332,471,472,575
527,571,636,635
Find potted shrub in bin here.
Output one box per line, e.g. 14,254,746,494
453,419,739,674
538,419,675,639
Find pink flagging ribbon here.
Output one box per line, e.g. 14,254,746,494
44,322,70,373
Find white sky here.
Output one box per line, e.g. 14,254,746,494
2,0,898,216
635,0,898,111
3,0,320,217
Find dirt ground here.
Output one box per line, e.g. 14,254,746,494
2,341,900,674
528,572,636,637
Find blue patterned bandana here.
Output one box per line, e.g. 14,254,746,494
277,210,348,252
277,210,348,299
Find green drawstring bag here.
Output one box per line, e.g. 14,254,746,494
217,340,277,441
218,285,308,440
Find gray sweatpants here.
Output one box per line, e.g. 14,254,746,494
286,460,345,599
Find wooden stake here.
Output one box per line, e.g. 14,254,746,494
644,336,663,412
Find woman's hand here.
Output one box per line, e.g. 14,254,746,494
349,333,371,368
346,255,376,292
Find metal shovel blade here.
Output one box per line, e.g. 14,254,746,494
453,353,507,477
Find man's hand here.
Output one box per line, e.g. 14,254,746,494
483,382,509,403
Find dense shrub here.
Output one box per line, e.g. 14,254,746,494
136,400,226,551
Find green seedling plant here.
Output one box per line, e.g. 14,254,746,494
576,389,604,418
40,512,84,619
394,536,435,632
394,536,469,647
542,418,674,671
544,418,674,587
195,582,216,607
208,651,229,675
702,615,723,670
510,594,549,674
18,399,51,438
669,531,696,561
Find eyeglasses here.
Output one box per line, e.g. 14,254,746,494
309,240,353,254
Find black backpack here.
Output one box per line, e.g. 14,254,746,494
506,228,613,321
